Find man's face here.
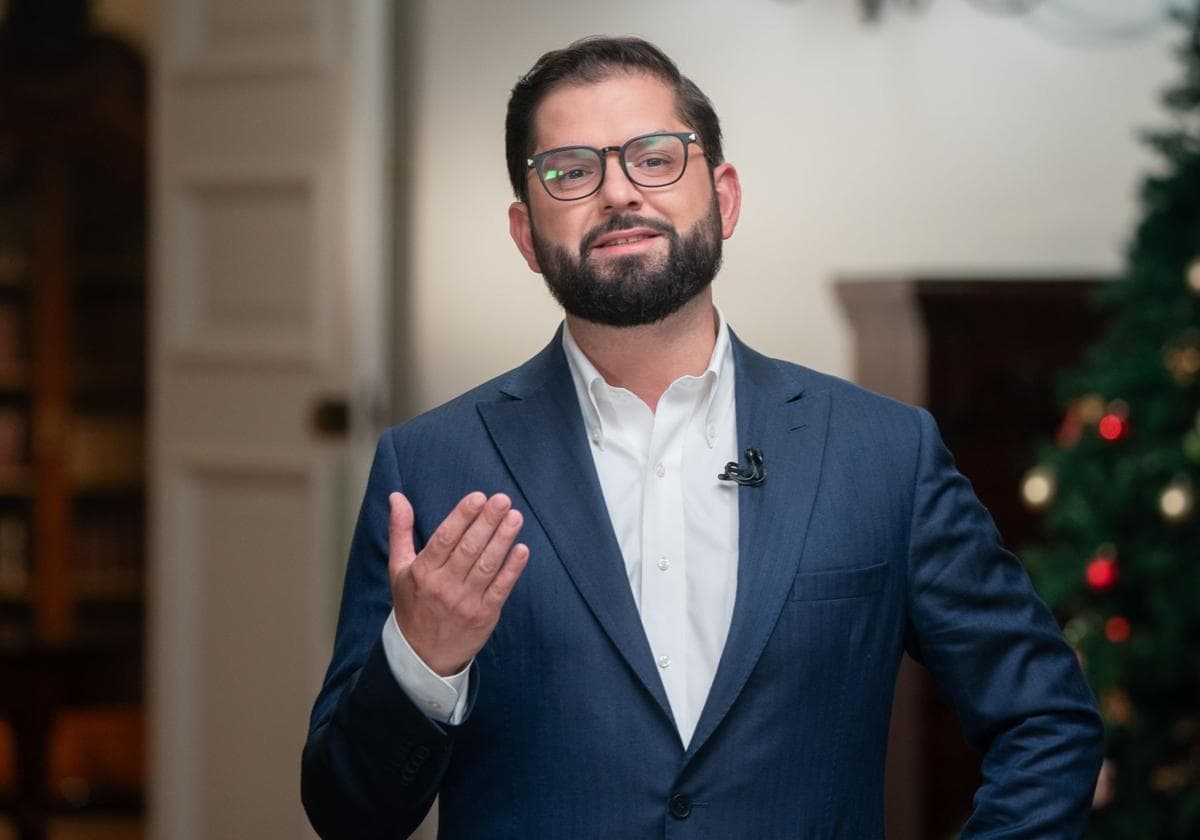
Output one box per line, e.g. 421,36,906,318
509,73,741,327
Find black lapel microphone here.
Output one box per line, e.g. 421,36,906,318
718,447,765,487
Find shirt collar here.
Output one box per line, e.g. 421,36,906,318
561,306,735,450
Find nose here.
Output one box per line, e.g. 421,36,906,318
596,151,643,212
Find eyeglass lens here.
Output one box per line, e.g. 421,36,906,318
537,133,689,199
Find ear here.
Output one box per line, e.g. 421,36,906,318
711,162,742,240
508,201,542,273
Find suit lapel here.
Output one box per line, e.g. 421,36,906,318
686,334,832,760
476,332,675,724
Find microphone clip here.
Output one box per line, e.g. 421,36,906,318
718,447,765,487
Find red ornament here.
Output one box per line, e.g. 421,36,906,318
1086,555,1119,590
1105,616,1131,643
1098,413,1127,441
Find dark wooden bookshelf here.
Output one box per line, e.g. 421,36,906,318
0,2,147,838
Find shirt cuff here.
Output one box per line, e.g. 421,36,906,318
380,610,471,724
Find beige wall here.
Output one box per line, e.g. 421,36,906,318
96,0,156,49
401,0,1177,411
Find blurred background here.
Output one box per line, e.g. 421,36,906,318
0,0,1190,838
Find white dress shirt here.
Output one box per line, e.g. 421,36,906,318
383,311,740,747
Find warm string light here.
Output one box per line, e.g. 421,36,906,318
1188,258,1200,295
1159,480,1195,523
1020,466,1057,511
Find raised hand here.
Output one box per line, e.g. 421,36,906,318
388,491,529,676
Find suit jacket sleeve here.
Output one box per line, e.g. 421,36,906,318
903,407,1104,839
301,432,474,839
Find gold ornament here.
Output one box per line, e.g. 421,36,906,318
1151,763,1191,793
1076,394,1106,425
1189,258,1200,294
1160,480,1195,523
1101,688,1134,726
1020,466,1057,511
1165,346,1200,385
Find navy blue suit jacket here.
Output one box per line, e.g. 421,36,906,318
302,329,1103,839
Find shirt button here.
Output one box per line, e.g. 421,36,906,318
657,557,670,571
590,427,601,443
706,423,717,439
657,655,671,669
426,700,442,711
654,463,665,478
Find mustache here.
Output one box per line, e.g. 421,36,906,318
580,214,676,255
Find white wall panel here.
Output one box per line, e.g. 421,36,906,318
166,0,335,77
166,166,333,368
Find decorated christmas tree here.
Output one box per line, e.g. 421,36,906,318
1020,7,1200,838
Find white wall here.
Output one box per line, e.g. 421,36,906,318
402,0,1178,411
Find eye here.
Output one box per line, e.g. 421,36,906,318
629,148,676,166
635,154,671,169
555,166,593,182
625,135,683,178
541,149,600,191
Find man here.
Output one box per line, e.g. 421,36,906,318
302,36,1103,839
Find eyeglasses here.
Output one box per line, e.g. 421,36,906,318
527,131,701,201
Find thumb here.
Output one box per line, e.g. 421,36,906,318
388,492,417,577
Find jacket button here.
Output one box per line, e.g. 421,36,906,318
668,794,691,820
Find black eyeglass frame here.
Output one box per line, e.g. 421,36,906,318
526,130,702,202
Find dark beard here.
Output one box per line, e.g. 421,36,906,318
531,201,723,327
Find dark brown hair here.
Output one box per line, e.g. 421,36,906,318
505,36,724,201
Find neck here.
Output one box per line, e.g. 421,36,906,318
566,291,718,412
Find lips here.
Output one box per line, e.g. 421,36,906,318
588,227,665,254
595,234,657,248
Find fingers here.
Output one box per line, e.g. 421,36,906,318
465,508,524,587
419,491,487,570
413,491,524,578
443,494,514,579
483,542,529,609
388,492,417,577
392,491,529,673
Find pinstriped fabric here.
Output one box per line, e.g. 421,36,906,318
302,330,1102,839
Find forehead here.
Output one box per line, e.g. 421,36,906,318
531,72,684,152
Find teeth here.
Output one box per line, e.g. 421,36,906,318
606,236,647,246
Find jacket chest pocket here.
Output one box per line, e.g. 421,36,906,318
789,560,888,601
